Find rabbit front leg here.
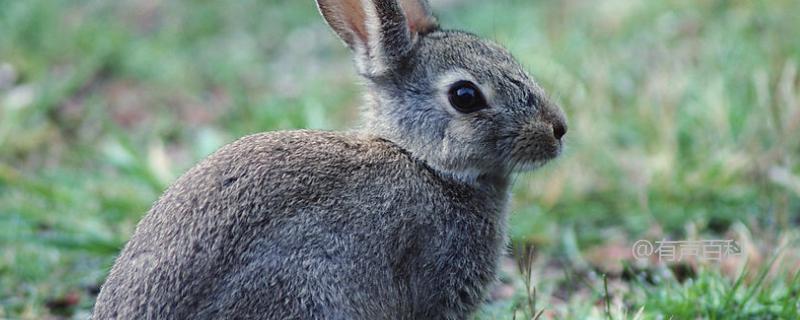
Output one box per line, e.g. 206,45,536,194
400,216,505,320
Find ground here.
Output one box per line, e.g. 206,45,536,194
1,0,799,319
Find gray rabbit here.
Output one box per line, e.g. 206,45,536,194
92,0,567,319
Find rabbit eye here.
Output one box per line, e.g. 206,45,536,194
448,81,487,113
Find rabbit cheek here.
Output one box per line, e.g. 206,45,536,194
443,121,490,164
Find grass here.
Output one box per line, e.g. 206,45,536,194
1,0,799,318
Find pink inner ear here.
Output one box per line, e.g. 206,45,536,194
398,0,437,34
339,0,369,44
318,0,370,47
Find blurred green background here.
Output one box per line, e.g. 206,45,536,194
1,0,799,319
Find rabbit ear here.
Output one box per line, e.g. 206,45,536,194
317,0,437,76
397,0,438,35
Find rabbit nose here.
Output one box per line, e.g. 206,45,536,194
552,121,567,140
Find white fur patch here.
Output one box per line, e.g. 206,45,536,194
360,0,387,75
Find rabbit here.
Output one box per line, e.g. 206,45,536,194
91,0,567,319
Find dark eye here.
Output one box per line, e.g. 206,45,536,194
448,80,488,113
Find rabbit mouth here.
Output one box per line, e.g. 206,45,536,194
508,138,563,172
502,117,565,172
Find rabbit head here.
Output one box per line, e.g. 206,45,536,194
318,0,567,182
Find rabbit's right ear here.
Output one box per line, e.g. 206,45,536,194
316,0,437,76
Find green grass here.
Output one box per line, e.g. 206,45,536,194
1,0,799,319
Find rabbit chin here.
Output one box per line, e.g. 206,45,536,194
511,148,563,172
511,159,552,172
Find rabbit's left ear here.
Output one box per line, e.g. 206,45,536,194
317,0,437,76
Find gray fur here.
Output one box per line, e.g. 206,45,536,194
92,0,566,319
